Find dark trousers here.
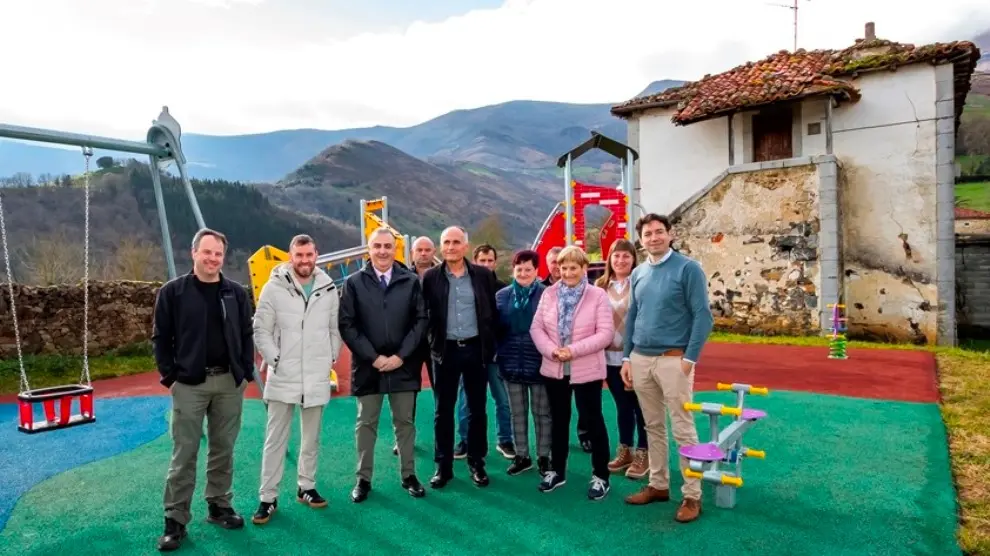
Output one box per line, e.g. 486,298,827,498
545,376,610,480
433,338,488,470
604,365,648,449
411,355,434,421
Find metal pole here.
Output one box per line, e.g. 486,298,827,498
359,199,367,245
564,154,574,246
626,149,636,244
174,158,206,229
381,196,389,225
0,123,170,157
149,156,178,279
403,234,411,265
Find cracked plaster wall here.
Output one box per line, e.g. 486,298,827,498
673,165,822,335
826,64,939,344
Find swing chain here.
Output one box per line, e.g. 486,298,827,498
81,147,92,386
0,188,29,394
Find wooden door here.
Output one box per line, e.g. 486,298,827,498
752,107,793,162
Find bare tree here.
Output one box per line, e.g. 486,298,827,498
112,237,164,281
16,231,83,285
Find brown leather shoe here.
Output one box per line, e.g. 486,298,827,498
624,485,669,505
674,498,701,522
608,445,633,473
625,448,649,479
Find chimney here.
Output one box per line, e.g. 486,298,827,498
865,22,876,41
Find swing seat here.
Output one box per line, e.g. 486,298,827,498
17,384,96,434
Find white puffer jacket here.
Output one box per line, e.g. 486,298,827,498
253,263,342,408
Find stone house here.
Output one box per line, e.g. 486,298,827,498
611,22,981,346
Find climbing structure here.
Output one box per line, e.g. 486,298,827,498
531,132,639,279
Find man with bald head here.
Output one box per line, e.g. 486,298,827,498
410,236,437,279
421,226,500,488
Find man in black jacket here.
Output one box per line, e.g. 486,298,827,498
422,226,500,489
152,228,255,552
339,227,429,503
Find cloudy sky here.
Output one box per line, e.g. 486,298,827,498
1,0,988,139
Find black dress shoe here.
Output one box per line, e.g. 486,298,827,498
469,465,490,487
429,469,453,488
401,475,426,497
206,504,244,529
351,479,371,503
157,517,186,552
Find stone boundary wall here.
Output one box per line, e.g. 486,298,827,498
0,281,162,359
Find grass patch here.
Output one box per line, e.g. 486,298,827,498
708,330,990,554
0,342,155,395
956,182,990,213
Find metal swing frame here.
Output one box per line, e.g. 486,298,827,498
0,107,216,433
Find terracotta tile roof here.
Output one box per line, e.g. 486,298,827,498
612,36,981,125
956,207,990,220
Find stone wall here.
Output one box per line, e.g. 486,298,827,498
671,162,823,336
0,281,161,359
956,235,990,338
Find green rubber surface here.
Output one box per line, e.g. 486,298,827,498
0,390,961,555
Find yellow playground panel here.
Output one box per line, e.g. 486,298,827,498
246,196,410,303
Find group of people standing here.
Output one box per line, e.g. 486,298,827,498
151,212,714,552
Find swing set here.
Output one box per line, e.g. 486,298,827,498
0,107,208,434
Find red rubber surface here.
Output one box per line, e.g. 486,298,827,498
0,343,939,404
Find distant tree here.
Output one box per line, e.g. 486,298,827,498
471,214,508,251
16,231,82,285
112,237,164,281
96,156,115,170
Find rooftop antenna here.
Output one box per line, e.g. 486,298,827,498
766,0,808,51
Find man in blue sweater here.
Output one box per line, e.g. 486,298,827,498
620,213,713,523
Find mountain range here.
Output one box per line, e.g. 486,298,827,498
0,80,683,183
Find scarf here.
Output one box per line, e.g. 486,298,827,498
508,279,538,334
556,276,587,345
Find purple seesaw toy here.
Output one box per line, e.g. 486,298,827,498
679,382,769,509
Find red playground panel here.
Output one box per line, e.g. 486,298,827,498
572,181,629,258
532,203,566,279
531,181,630,280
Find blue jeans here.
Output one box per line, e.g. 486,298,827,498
457,363,513,445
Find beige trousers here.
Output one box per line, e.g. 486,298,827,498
630,352,702,500
259,400,325,502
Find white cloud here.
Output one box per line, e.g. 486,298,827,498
0,0,988,140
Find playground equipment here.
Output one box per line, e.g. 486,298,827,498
531,132,639,279
680,382,769,509
246,196,416,303
0,107,205,433
827,303,848,359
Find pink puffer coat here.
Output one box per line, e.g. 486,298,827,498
529,282,613,384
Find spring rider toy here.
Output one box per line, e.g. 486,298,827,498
679,382,768,509
827,303,848,359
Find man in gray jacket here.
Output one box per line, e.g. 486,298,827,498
339,227,429,502
251,234,342,524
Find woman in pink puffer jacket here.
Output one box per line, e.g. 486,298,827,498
529,245,614,500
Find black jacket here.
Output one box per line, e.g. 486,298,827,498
338,261,428,396
151,271,255,388
421,261,499,365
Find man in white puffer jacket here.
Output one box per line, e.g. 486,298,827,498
250,234,342,525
